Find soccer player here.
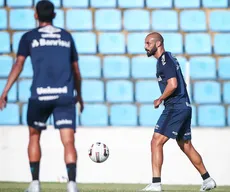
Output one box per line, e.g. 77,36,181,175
0,1,83,192
141,32,216,192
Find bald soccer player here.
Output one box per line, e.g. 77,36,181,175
140,32,216,192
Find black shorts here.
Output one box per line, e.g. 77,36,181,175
27,97,76,131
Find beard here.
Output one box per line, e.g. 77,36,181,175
146,46,157,57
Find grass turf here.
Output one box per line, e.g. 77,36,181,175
0,182,229,192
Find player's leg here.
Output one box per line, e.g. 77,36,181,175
177,140,216,191
176,111,216,191
28,127,42,181
60,128,79,192
177,140,207,175
141,133,168,191
151,110,176,182
53,99,78,192
151,133,169,180
25,99,52,192
26,127,42,192
142,110,174,191
60,128,77,182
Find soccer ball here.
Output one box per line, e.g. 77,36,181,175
88,142,109,163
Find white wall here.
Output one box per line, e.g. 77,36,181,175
0,126,230,185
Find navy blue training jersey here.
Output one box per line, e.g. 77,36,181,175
17,25,78,100
156,52,191,108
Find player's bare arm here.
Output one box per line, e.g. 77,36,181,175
72,61,82,95
72,61,84,112
154,77,177,108
0,56,26,110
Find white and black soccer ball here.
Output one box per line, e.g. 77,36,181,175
88,142,109,163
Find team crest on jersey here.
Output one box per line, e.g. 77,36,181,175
161,54,166,65
38,25,61,34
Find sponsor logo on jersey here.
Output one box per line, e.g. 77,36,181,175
36,86,68,95
38,96,59,101
39,25,62,38
41,33,61,38
32,38,70,48
38,25,61,34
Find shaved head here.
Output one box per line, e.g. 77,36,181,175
146,32,164,44
144,32,164,58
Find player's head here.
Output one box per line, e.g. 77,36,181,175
145,32,164,57
35,0,56,23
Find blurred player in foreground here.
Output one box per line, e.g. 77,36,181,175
0,1,83,192
141,32,216,192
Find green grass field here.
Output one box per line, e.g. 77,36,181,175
0,182,229,192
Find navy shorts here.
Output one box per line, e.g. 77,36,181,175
155,108,192,141
27,97,76,131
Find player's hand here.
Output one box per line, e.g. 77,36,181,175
154,98,162,109
0,94,8,110
76,95,84,113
